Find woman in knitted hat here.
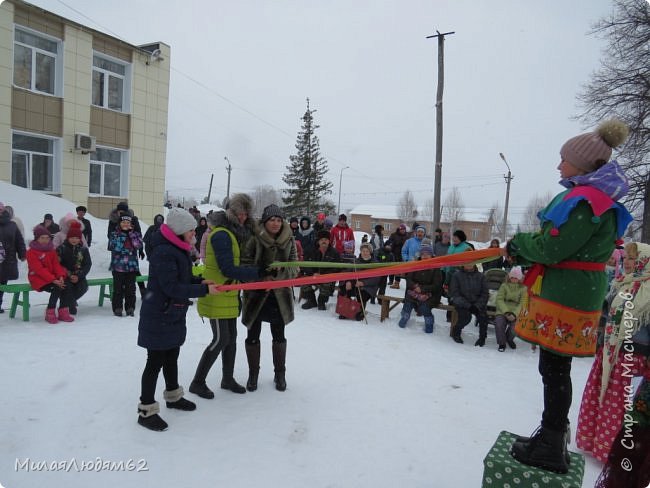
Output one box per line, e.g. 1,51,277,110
240,204,298,391
136,207,221,431
190,193,261,399
576,242,650,462
493,266,527,352
56,220,92,315
506,120,633,473
26,225,74,324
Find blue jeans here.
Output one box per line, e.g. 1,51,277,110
399,300,434,332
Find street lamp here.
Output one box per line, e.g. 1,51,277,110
499,153,514,242
224,156,232,200
337,166,350,217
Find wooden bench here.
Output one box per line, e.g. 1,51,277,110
0,275,148,322
377,294,458,335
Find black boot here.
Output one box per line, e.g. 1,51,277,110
515,422,571,466
137,402,168,431
245,341,261,392
189,349,220,399
474,337,485,347
317,295,328,311
511,426,569,474
272,341,287,391
301,291,317,309
221,341,246,394
164,387,196,411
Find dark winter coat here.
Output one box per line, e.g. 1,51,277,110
241,221,299,327
57,240,92,279
195,220,208,253
138,229,209,350
143,214,164,260
40,221,60,238
388,230,408,262
303,244,341,275
0,211,26,282
482,256,505,271
404,266,444,308
296,217,315,255
449,268,489,310
78,216,92,247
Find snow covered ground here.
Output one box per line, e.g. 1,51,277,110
0,182,603,487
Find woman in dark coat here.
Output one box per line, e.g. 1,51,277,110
241,205,298,392
0,203,26,312
136,208,219,432
194,217,208,253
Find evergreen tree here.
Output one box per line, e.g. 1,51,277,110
282,99,333,217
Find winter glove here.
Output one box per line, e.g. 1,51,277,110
139,249,146,260
505,312,517,322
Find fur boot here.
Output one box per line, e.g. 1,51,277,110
137,402,168,431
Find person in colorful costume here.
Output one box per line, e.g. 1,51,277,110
506,120,633,474
576,242,650,462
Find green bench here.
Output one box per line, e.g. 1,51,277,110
0,275,148,322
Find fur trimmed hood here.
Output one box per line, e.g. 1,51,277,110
206,193,257,246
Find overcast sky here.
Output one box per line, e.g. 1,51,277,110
29,0,616,222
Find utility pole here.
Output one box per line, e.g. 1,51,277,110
224,156,232,200
337,166,350,216
499,153,514,241
206,173,214,204
426,29,455,231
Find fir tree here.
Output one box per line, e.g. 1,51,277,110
282,99,333,217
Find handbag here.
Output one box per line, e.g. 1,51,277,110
336,294,361,319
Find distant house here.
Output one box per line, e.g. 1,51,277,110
349,204,496,242
0,0,170,223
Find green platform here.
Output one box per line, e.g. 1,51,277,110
482,431,584,488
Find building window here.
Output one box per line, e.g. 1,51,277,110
385,222,392,231
89,147,127,197
92,54,130,112
13,27,61,95
471,228,481,240
355,220,360,230
11,132,57,191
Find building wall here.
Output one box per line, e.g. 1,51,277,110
0,0,169,224
0,1,14,183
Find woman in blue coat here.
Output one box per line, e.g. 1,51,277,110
137,208,219,432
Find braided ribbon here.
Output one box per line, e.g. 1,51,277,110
216,248,501,291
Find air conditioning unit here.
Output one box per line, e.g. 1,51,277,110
75,133,96,153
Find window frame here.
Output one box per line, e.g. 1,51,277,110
88,145,130,197
11,131,61,193
13,25,63,96
91,52,131,113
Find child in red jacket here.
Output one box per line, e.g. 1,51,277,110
27,225,74,324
